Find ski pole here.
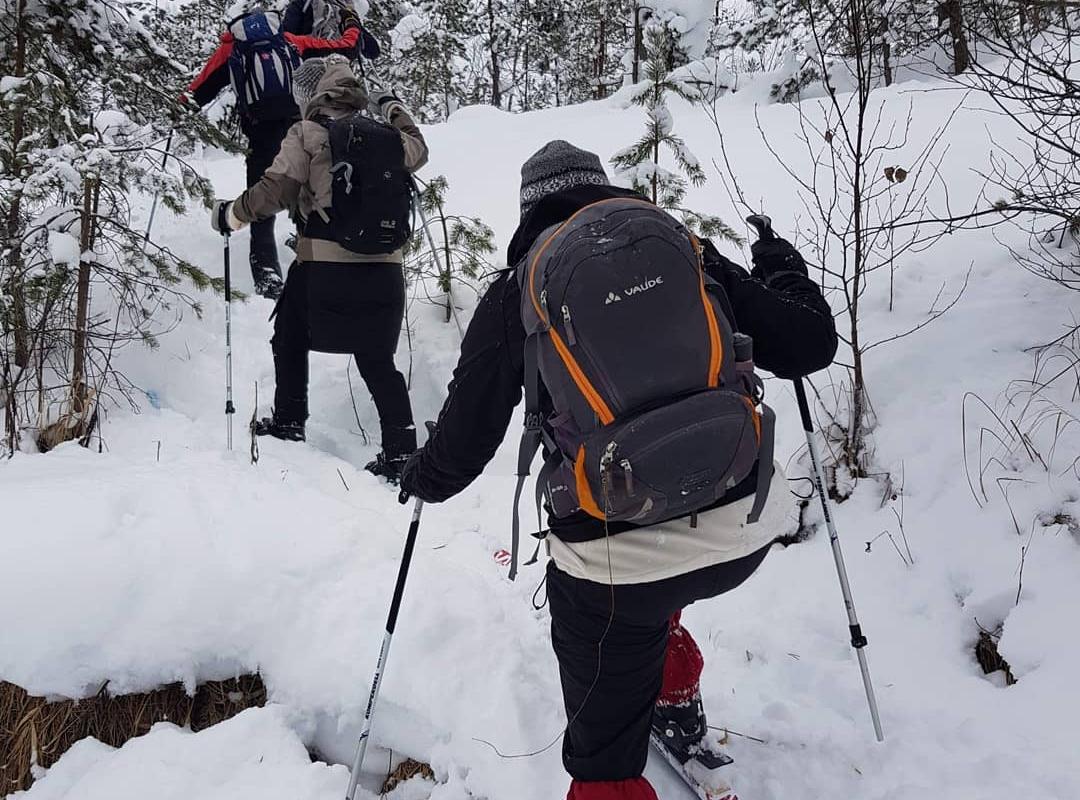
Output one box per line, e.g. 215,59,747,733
746,213,885,743
222,226,235,451
345,497,425,800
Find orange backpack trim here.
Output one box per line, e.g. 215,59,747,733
690,235,723,388
526,200,636,427
743,396,762,442
574,445,606,520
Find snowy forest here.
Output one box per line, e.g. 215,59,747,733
2,0,1079,798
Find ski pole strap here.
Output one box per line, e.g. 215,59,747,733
746,402,776,524
524,451,558,567
510,338,545,580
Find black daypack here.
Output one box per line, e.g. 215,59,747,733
309,112,413,255
227,11,300,121
509,197,776,578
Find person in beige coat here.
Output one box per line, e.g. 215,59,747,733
212,56,428,481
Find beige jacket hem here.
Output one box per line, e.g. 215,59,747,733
297,237,404,265
547,463,792,585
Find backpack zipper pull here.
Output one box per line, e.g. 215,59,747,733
621,458,635,496
601,441,617,473
561,305,577,345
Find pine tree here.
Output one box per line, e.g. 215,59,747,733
611,29,738,241
388,0,475,122
407,176,494,325
1,0,219,452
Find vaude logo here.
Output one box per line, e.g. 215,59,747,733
605,276,664,305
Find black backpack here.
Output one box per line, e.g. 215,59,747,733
227,11,300,121
509,198,776,578
309,112,414,255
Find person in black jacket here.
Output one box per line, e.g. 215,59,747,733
400,141,838,800
281,0,381,58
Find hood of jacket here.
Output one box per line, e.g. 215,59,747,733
304,60,368,120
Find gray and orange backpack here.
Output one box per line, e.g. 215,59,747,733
509,197,775,579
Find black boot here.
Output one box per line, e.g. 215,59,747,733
252,416,305,442
364,425,416,485
652,693,732,769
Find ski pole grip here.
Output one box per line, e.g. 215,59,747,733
793,378,814,433
745,213,775,242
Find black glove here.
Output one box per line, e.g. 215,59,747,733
397,422,437,505
368,89,402,118
358,26,381,60
750,236,808,282
339,6,361,32
397,448,423,504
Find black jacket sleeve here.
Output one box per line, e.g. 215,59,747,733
702,241,838,379
409,272,526,503
281,0,312,34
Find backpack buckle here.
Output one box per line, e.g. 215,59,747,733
524,412,543,431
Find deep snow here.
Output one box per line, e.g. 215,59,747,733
4,69,1080,800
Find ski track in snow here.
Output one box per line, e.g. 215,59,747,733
4,73,1080,800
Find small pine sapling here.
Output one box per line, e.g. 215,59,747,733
611,29,740,243
407,176,495,325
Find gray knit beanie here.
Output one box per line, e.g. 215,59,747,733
292,58,327,115
519,140,609,218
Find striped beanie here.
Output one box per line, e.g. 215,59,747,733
519,141,609,218
292,57,329,114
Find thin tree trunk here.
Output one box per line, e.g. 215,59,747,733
632,4,644,83
881,10,893,86
848,0,870,473
432,196,454,324
487,0,502,108
596,12,607,99
6,0,31,369
523,0,531,111
651,132,660,205
71,179,97,416
941,0,971,74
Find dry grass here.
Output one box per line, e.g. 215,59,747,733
380,757,435,795
0,674,265,794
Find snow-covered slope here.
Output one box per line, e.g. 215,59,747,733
4,74,1080,800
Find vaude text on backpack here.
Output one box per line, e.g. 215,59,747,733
306,112,414,255
227,11,301,120
509,197,776,579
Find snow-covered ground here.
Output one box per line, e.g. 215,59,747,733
4,70,1080,800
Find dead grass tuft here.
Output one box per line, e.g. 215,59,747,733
380,757,435,795
0,674,265,794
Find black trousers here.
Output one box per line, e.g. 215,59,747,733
244,118,294,280
546,543,771,782
271,260,414,446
